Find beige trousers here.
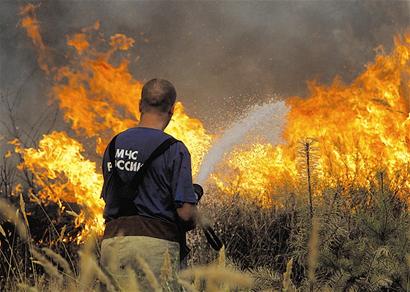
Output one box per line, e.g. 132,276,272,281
100,236,180,291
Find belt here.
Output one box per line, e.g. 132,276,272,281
103,214,180,243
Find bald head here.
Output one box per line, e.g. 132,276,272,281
140,79,177,113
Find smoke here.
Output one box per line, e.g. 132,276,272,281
0,0,409,132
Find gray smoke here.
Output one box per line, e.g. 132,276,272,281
0,0,409,135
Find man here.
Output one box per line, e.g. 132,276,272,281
100,79,198,289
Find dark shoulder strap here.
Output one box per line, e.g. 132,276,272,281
140,137,178,169
108,134,119,166
127,137,178,190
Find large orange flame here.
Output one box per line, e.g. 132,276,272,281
13,132,104,242
215,35,410,205
57,28,212,171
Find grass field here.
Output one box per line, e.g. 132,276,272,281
0,172,409,291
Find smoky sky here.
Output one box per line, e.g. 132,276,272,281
0,0,409,134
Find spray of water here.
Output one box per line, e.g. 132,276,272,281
196,99,289,185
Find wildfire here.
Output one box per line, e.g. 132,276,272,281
15,4,410,238
215,35,410,205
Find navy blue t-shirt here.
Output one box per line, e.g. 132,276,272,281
101,127,197,223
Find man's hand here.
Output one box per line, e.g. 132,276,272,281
176,202,197,221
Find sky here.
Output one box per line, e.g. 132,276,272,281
0,0,409,133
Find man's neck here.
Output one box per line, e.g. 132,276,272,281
138,112,169,131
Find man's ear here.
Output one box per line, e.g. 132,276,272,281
169,103,176,115
139,100,142,113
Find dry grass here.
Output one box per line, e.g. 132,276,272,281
282,258,296,292
0,196,257,291
1,182,409,291
307,216,319,289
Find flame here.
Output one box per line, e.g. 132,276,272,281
55,33,143,152
16,4,410,239
213,144,299,206
13,132,104,242
19,4,51,74
167,103,213,174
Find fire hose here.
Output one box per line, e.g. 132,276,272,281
193,184,223,251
